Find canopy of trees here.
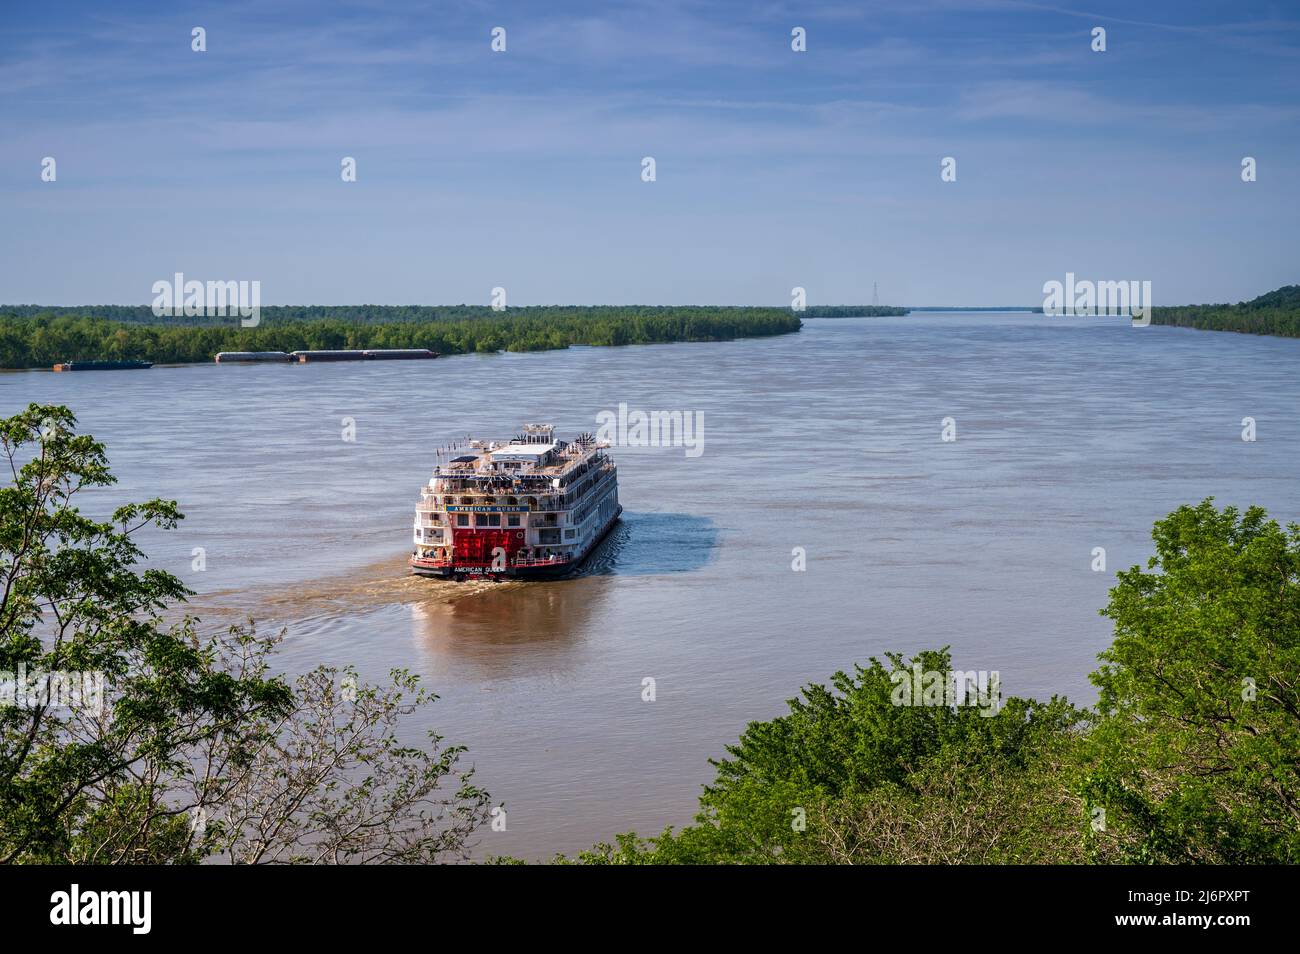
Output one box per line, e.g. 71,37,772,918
0,307,803,368
800,306,908,317
0,405,492,863
0,303,894,325
568,499,1300,864
1150,284,1300,337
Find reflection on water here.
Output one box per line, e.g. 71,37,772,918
8,313,1300,860
410,575,608,678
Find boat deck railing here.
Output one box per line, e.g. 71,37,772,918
410,552,572,570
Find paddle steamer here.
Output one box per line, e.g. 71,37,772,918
410,424,621,580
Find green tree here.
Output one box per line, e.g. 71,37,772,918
571,502,1299,865
1084,499,1300,863
573,650,1086,864
0,404,492,863
0,308,805,368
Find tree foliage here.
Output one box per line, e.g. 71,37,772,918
0,307,803,368
1085,500,1300,863
0,405,491,863
573,500,1299,864
1150,284,1300,337
571,651,1089,865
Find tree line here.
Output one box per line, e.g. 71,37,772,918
1,303,902,325
0,308,804,368
800,306,908,317
1150,284,1300,337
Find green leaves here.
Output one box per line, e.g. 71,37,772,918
573,499,1299,865
1,404,492,864
603,651,1087,864
1150,285,1300,337
0,308,803,368
1088,498,1300,863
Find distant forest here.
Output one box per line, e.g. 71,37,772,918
8,287,1293,369
0,303,904,325
801,306,908,317
1150,285,1300,337
0,306,806,369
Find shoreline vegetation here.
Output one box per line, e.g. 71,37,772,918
4,284,1297,369
557,499,1299,865
1149,284,1300,337
0,304,896,370
0,306,808,369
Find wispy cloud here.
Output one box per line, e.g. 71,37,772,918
1,0,1296,305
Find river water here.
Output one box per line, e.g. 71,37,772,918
5,313,1299,860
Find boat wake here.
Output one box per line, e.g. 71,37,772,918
181,552,516,631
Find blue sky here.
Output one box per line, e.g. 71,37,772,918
2,0,1297,306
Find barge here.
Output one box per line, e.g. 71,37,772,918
215,351,293,363
410,423,621,581
290,349,438,363
292,350,367,363
361,349,438,360
52,360,153,371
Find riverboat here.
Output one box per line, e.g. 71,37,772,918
410,423,621,580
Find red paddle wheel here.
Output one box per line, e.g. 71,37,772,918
451,527,527,566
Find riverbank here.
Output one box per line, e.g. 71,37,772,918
1149,284,1300,337
0,307,804,369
